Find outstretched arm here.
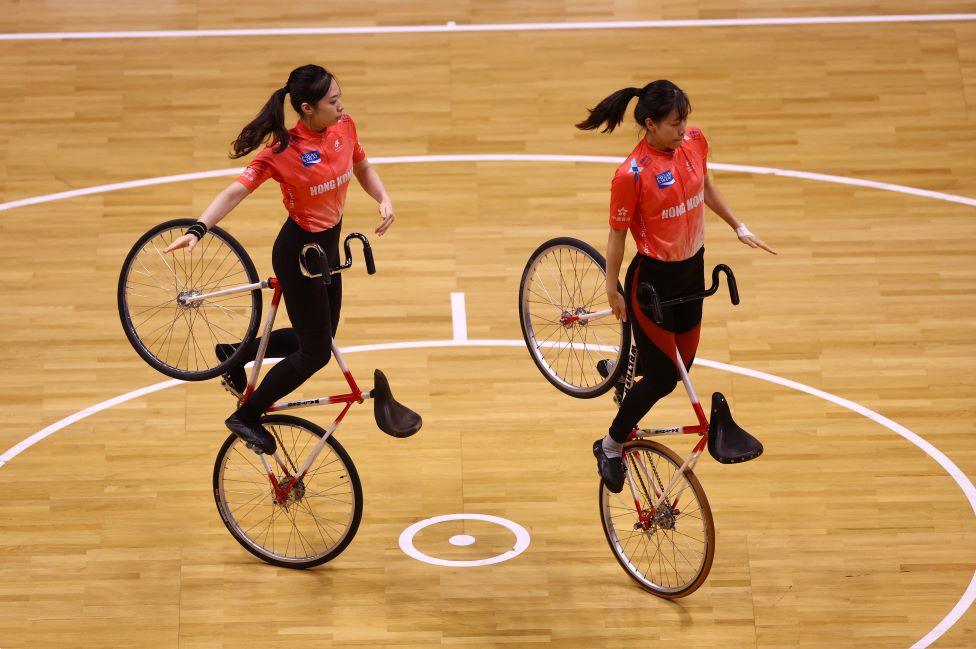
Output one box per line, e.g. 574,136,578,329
703,173,777,255
164,181,250,253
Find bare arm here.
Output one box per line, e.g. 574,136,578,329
164,181,250,253
704,173,776,255
354,158,395,236
605,227,628,322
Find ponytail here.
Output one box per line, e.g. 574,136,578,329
231,86,290,158
230,64,335,159
576,80,691,134
575,87,642,133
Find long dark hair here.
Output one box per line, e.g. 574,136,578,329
575,80,690,134
230,64,335,158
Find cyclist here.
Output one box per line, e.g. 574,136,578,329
164,64,396,454
576,80,775,492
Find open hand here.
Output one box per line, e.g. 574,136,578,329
738,232,777,255
163,233,199,253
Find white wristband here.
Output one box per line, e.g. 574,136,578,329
735,224,753,238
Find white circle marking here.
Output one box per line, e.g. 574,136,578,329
398,513,530,567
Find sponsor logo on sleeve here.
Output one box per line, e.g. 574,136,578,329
241,166,257,180
300,150,322,167
655,169,675,189
629,158,643,184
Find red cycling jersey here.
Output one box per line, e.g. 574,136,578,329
235,114,367,233
608,127,709,261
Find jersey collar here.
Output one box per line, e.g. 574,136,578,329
641,138,678,159
292,120,330,141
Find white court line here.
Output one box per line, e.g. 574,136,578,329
0,150,972,642
1,13,975,41
2,155,975,213
451,292,467,342
1,337,974,645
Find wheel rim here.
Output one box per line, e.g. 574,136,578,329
520,244,626,395
216,422,358,564
601,445,711,594
120,225,257,377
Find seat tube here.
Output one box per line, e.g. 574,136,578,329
242,280,282,401
331,341,361,395
675,345,708,427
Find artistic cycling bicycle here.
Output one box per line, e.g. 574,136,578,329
518,237,762,598
117,219,421,568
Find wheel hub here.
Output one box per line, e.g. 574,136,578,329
653,506,677,530
559,307,591,328
176,290,201,308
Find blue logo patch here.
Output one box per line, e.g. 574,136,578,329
655,170,675,189
300,150,322,167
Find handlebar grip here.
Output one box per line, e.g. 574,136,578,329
300,244,331,285
637,282,665,324
727,274,739,305
342,233,376,275
362,241,376,275
714,264,739,305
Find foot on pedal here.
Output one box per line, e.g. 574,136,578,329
215,343,247,395
592,439,625,493
225,413,276,454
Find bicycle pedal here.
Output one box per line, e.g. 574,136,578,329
243,442,263,455
220,377,243,399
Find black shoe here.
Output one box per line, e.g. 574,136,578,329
225,414,277,454
596,359,626,404
215,343,247,395
593,440,625,493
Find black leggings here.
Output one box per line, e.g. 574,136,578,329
235,217,342,420
608,247,705,443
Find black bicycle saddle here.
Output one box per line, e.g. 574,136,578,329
373,369,422,438
707,392,763,464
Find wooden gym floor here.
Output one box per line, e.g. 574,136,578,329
0,2,974,647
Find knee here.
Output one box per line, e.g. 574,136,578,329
639,374,679,400
301,342,331,371
295,329,332,372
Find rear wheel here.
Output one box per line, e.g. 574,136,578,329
518,237,630,398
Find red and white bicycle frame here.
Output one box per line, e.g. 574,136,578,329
564,307,709,523
184,275,372,506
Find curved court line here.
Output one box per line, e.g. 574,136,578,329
0,339,972,646
0,149,972,642
1,13,974,41
2,154,975,213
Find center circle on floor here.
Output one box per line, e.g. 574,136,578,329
398,513,530,567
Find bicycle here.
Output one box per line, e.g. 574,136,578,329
518,237,762,598
117,218,422,568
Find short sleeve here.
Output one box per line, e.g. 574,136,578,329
609,169,638,230
350,118,367,164
235,146,276,192
686,127,708,175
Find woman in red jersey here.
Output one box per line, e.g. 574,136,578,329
164,64,395,454
576,80,776,493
